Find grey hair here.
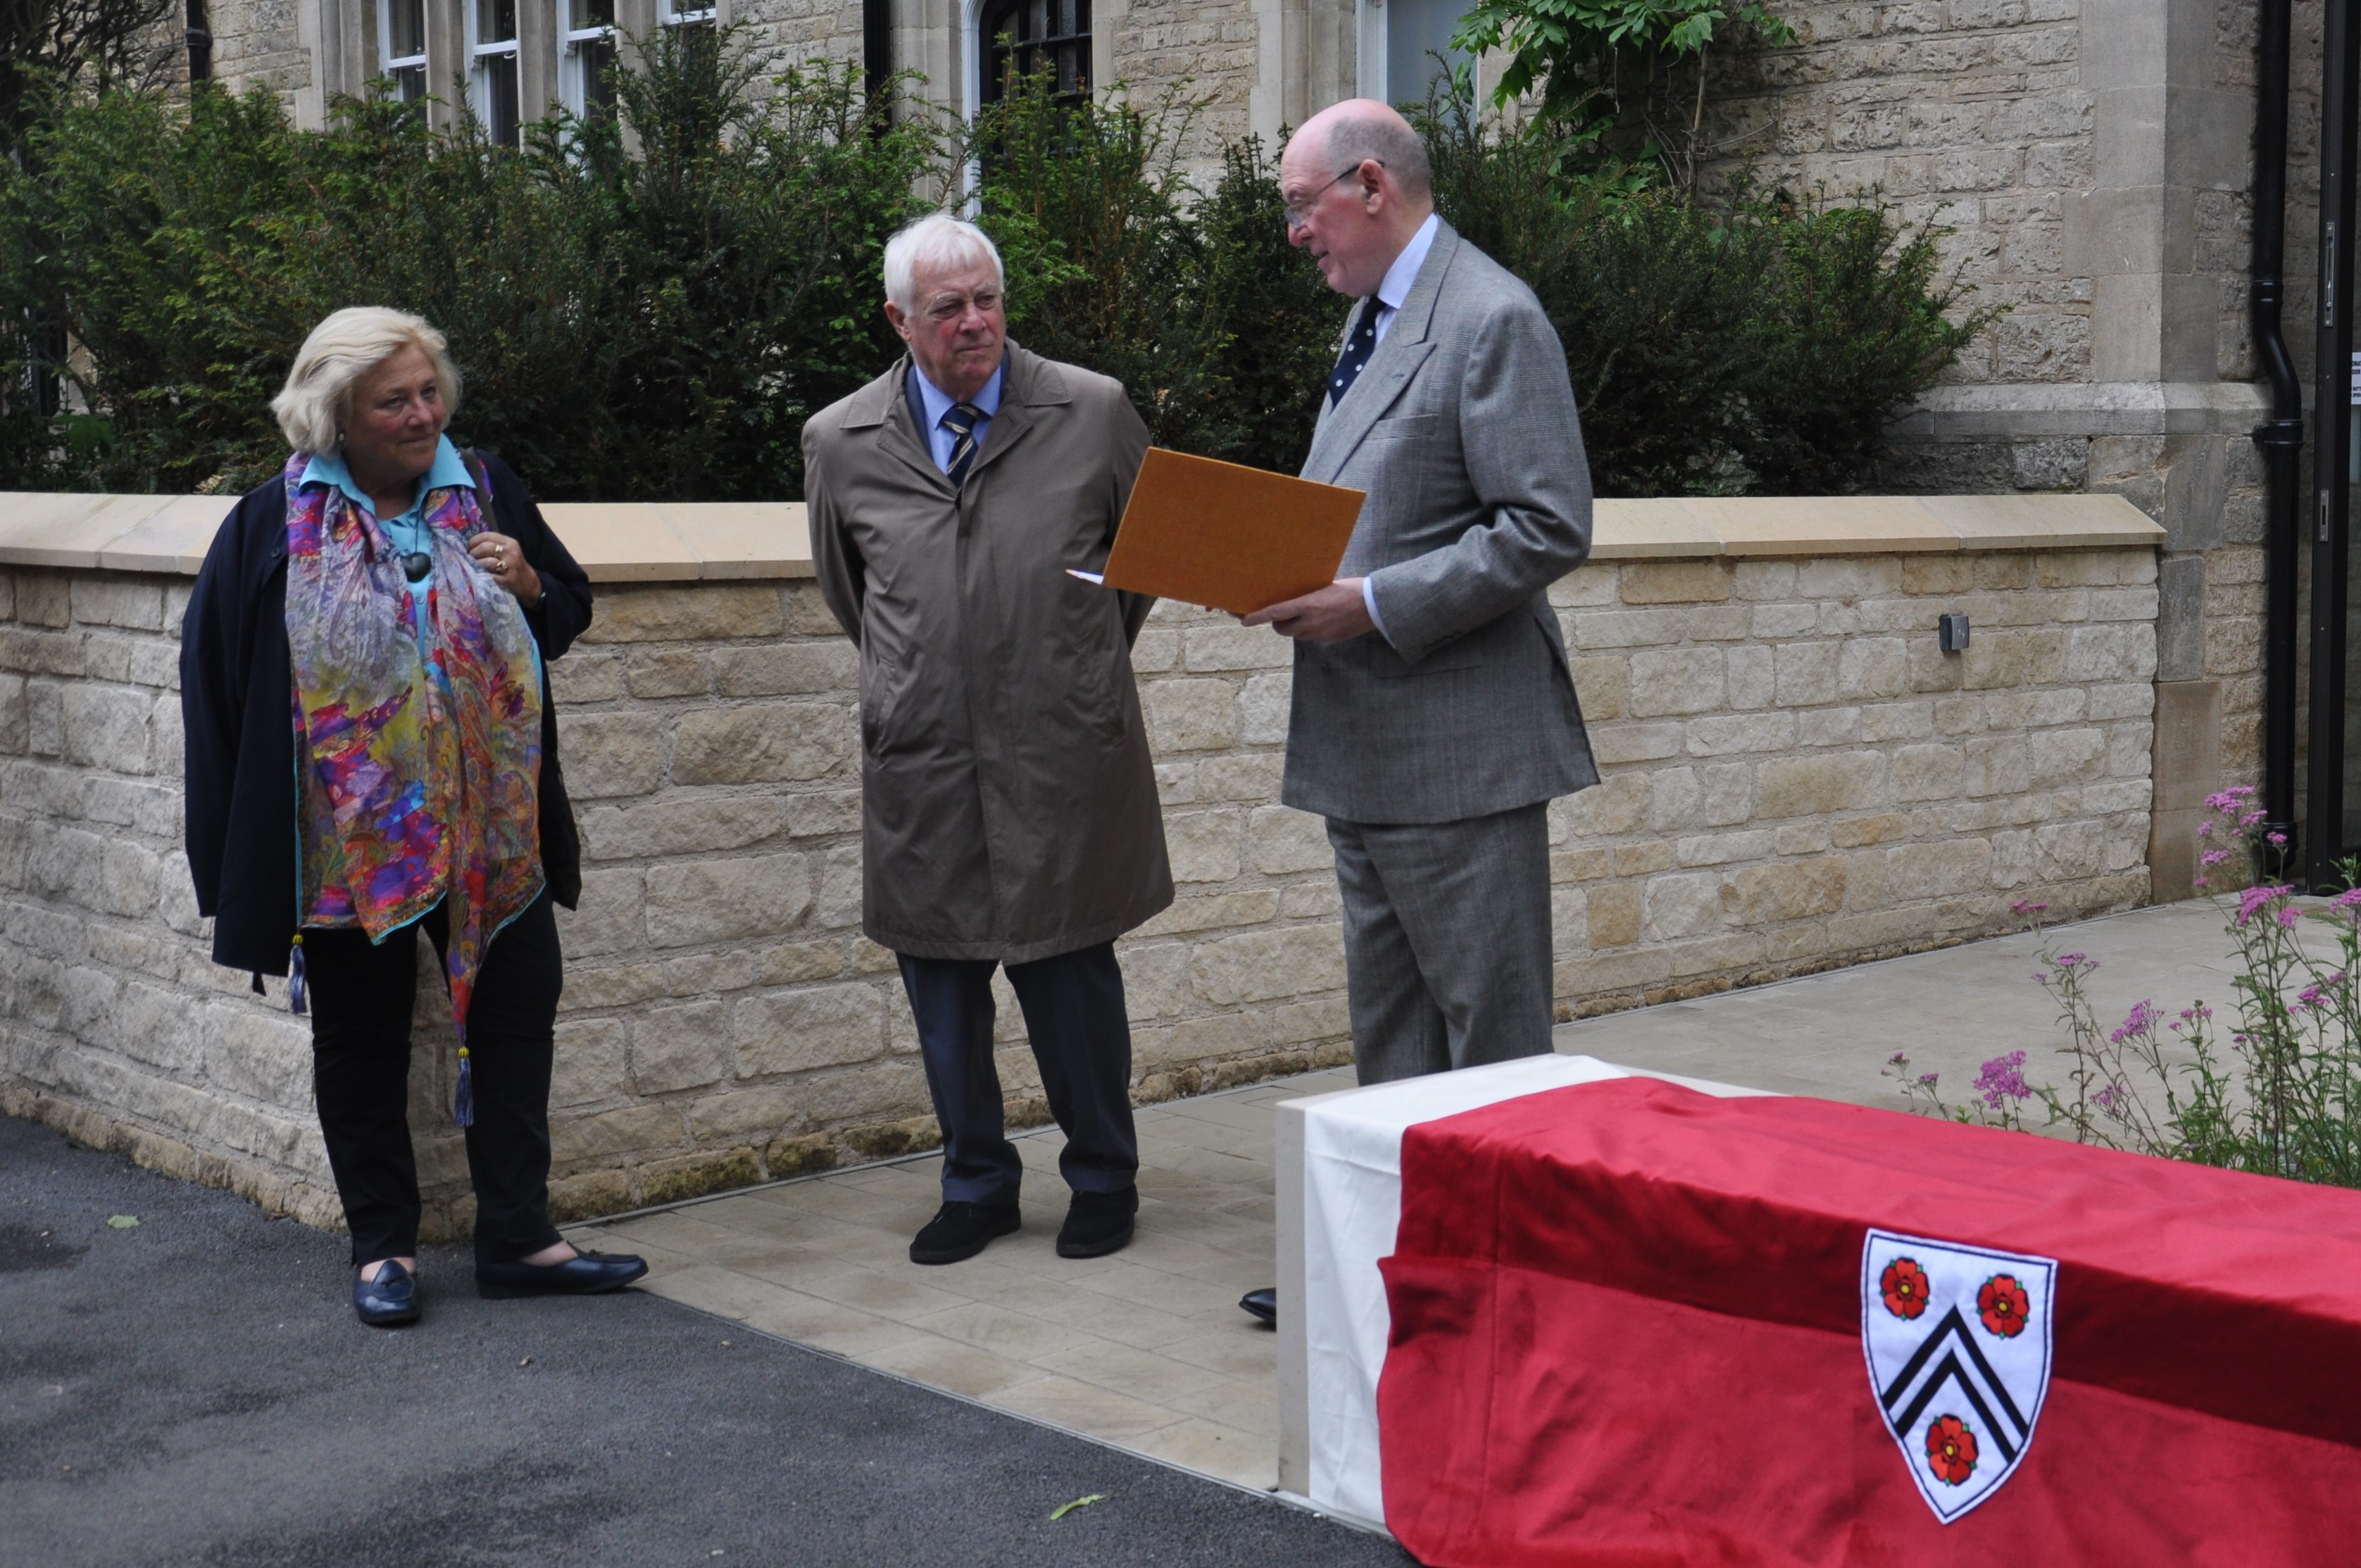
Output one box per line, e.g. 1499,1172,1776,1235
1323,106,1433,200
270,306,461,456
882,213,1006,313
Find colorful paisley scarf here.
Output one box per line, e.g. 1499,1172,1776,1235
284,452,544,1124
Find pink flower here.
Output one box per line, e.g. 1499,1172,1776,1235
2236,885,2294,927
2093,1083,2127,1115
2279,906,2302,928
2241,810,2269,829
1974,1050,2032,1110
2269,832,2289,847
2200,848,2230,866
2338,888,2361,910
2010,898,2050,916
2196,820,2212,839
2110,1001,2161,1044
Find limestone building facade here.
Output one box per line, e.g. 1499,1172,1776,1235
168,0,2309,891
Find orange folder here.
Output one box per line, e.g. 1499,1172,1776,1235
1094,449,1365,615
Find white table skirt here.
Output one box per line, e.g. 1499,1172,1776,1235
1282,1054,1770,1529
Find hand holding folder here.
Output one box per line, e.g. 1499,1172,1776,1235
1082,449,1365,615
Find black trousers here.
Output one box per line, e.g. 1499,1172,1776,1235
304,891,566,1267
896,941,1139,1206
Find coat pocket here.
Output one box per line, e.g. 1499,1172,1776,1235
1367,413,1439,442
860,648,910,753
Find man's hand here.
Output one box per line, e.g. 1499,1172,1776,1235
1242,578,1374,643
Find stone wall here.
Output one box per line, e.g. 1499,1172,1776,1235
0,520,2157,1236
1708,0,2273,898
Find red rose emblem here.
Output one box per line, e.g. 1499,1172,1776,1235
1880,1257,1930,1319
1977,1274,2030,1338
1924,1415,1979,1486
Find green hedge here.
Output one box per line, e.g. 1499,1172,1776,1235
0,39,1987,498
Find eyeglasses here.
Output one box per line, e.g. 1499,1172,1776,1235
921,289,1004,324
1284,162,1379,230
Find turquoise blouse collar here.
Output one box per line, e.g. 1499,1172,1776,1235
300,435,475,520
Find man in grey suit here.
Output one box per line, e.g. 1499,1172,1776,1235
1251,99,1596,1076
1236,99,1595,1323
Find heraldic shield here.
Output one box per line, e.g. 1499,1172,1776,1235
1862,1229,2057,1523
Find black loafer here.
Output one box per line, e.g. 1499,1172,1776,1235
475,1248,649,1300
354,1260,420,1327
909,1200,1021,1265
1239,1286,1277,1326
1056,1186,1137,1259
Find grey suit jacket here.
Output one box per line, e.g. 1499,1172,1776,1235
1283,219,1599,825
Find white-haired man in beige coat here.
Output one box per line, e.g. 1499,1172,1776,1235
803,215,1174,1268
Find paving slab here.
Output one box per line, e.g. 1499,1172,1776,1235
568,896,2322,1505
1553,896,2335,1113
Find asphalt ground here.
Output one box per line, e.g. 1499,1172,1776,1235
0,1115,1409,1568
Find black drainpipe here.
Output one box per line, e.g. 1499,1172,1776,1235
2310,0,2361,888
2253,0,2302,872
863,0,892,125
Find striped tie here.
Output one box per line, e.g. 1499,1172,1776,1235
941,401,986,487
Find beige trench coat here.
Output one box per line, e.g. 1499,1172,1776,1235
803,344,1173,963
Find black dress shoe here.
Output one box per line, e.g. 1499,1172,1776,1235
1239,1286,1277,1326
909,1200,1021,1265
353,1260,420,1327
475,1248,649,1300
1056,1186,1138,1259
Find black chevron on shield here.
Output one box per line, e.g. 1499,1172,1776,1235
1877,1305,2031,1455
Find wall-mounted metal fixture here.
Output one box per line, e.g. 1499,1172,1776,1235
1937,613,1969,654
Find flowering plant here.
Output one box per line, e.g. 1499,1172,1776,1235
1887,786,2361,1188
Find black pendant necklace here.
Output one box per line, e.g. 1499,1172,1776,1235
401,552,431,582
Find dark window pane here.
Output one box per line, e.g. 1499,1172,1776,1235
387,0,424,58
480,0,516,43
982,0,1087,105
395,63,425,99
584,37,615,115
489,54,519,144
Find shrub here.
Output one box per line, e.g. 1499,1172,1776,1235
1417,76,1990,496
972,75,1336,473
0,30,936,498
1,50,1984,498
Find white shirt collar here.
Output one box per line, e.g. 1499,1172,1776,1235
1374,212,1442,316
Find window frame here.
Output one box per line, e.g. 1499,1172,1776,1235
977,0,1091,109
379,0,428,102
465,0,524,146
559,0,619,120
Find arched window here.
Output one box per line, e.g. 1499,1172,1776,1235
979,0,1090,107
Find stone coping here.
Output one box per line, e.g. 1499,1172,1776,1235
0,489,2160,581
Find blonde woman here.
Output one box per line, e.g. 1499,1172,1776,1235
180,307,644,1326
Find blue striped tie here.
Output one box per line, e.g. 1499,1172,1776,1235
941,402,986,487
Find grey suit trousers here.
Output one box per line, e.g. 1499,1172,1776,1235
1325,804,1555,1084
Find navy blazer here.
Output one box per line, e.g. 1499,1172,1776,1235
179,451,590,978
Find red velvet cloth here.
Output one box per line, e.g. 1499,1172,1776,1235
1377,1078,2361,1566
